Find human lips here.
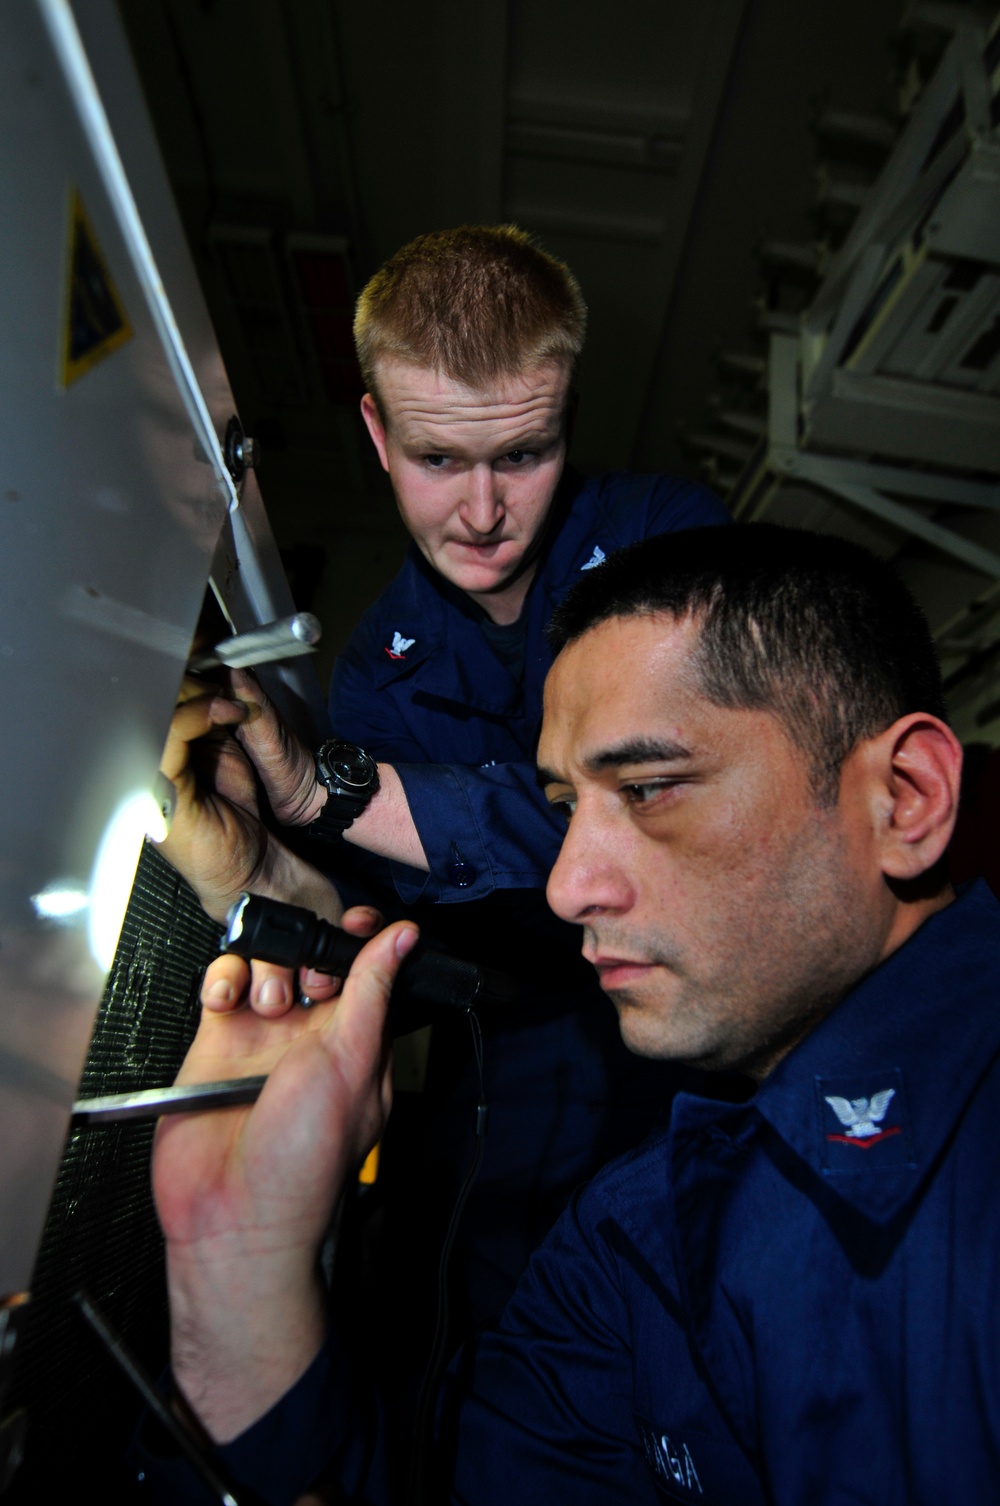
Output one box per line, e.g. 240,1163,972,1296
448,536,512,556
590,956,658,990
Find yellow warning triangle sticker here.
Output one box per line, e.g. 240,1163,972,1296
60,189,133,388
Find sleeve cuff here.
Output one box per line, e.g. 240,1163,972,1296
392,763,495,903
131,1336,387,1506
217,1339,344,1504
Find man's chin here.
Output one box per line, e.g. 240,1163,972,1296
610,991,710,1065
437,554,519,597
610,993,672,1060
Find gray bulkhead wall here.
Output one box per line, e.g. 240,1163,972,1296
0,0,323,1492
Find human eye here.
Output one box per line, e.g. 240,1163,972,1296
423,453,449,469
496,448,537,468
544,787,577,823
622,779,678,809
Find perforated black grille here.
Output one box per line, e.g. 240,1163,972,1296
5,842,219,1501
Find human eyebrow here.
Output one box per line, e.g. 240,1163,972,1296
508,427,560,447
492,430,560,459
536,740,692,787
392,420,453,452
587,738,692,772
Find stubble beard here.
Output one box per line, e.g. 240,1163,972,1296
584,850,882,1077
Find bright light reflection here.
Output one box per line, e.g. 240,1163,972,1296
88,791,168,971
32,884,90,920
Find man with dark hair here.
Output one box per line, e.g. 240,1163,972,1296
147,523,1000,1505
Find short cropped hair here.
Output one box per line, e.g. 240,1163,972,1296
547,524,947,804
354,225,587,409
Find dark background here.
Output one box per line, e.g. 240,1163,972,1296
116,0,958,686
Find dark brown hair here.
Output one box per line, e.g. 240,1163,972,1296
548,524,948,805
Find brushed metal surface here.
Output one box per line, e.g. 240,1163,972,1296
0,0,230,1297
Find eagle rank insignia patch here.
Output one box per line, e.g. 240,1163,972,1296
825,1089,896,1143
385,631,416,660
817,1070,910,1170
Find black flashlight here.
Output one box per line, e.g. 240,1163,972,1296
223,893,520,1030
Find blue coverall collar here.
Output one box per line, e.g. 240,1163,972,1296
668,882,1000,1226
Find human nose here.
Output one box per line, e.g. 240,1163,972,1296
546,802,634,925
460,464,504,535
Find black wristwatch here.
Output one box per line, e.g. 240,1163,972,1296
306,739,380,841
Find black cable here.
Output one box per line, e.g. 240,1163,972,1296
406,1011,488,1506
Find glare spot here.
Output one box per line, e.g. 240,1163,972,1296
88,791,168,971
31,884,89,920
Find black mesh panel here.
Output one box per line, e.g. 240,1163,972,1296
4,842,220,1501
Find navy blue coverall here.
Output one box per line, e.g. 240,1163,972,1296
325,469,729,1339
144,882,1000,1504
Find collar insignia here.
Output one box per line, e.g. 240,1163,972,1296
581,544,606,570
817,1071,912,1177
824,1089,899,1147
385,631,416,660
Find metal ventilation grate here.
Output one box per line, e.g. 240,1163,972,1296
4,842,220,1501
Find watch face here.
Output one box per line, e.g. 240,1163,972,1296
323,742,375,790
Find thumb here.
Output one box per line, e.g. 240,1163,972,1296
160,695,245,782
322,922,419,1069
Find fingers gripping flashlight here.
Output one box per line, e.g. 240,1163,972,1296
223,893,520,1030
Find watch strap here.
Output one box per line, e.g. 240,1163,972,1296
305,788,369,840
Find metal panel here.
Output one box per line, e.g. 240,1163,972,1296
68,0,244,488
805,367,1000,470
0,1,229,1302
926,140,1000,263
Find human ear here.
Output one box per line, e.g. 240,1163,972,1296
874,714,963,880
360,393,390,472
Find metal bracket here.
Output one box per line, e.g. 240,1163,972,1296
74,1292,258,1506
761,335,1000,579
786,468,1000,581
222,416,258,493
955,22,991,138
